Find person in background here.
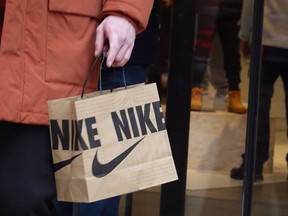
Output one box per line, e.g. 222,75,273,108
191,0,247,114
202,33,229,111
0,1,153,215
230,0,288,182
55,0,161,215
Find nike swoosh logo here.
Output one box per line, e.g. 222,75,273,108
92,137,145,178
53,153,82,172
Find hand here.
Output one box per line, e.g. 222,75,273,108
95,16,136,67
239,40,251,59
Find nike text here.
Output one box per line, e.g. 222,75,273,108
112,101,166,141
50,101,165,151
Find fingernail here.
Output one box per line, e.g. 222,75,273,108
106,60,111,68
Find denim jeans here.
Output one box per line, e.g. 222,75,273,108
55,64,148,216
100,65,148,89
202,33,229,96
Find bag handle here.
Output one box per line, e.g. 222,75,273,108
81,53,105,99
81,52,127,98
109,67,127,93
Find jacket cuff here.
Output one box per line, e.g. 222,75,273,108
101,0,153,34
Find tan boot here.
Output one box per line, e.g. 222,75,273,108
227,91,247,114
191,87,202,111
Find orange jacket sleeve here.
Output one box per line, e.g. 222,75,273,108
101,0,154,33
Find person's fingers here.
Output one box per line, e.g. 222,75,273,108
95,16,136,67
110,35,134,66
111,43,134,67
105,29,135,67
94,25,105,57
105,34,120,67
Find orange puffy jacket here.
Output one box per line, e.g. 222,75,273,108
0,0,5,42
0,0,153,125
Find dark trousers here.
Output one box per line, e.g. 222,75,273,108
192,13,241,91
217,15,241,90
256,46,288,167
0,122,57,216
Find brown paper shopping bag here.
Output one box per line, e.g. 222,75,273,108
48,57,178,203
